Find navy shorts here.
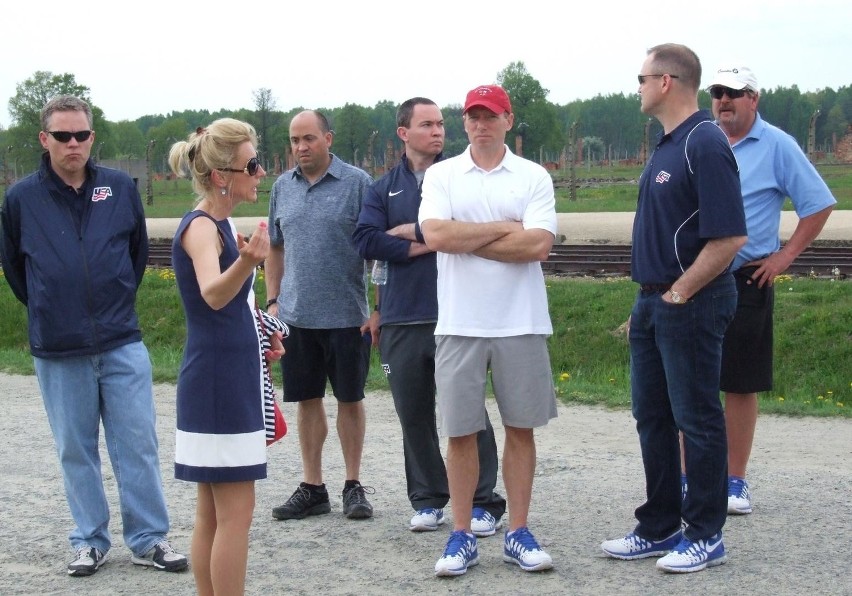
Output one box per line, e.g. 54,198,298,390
280,326,370,403
720,266,774,394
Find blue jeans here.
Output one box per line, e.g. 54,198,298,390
629,275,737,541
34,341,170,556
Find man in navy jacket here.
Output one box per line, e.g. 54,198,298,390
0,95,186,577
353,97,505,535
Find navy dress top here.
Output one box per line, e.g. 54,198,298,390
172,211,267,482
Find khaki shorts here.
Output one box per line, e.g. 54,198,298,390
434,335,557,437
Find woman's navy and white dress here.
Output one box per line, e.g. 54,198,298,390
173,211,266,482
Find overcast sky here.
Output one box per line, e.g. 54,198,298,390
3,0,850,129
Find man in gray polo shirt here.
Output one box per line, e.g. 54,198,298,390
266,110,375,520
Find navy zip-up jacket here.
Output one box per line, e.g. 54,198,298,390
352,153,441,326
0,154,148,358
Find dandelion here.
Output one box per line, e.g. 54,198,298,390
837,402,844,407
827,390,834,395
559,372,570,381
777,397,785,402
609,378,615,383
817,395,824,400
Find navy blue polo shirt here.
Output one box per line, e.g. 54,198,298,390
631,110,746,284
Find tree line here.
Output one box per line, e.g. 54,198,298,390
3,63,851,181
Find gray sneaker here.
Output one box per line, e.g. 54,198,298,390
68,546,107,576
131,539,188,572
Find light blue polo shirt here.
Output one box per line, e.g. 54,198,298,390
729,113,837,271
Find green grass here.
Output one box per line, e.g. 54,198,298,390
0,269,848,417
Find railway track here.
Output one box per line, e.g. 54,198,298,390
147,239,852,279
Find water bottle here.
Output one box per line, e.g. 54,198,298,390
371,260,388,285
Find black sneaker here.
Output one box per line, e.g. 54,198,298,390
68,546,107,576
342,481,374,519
272,483,332,520
130,539,188,572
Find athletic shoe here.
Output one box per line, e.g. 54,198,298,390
656,532,727,573
601,529,682,560
130,540,188,572
727,476,752,515
503,527,553,571
342,481,374,519
470,507,503,537
68,546,107,576
435,530,478,576
272,483,331,520
410,507,445,532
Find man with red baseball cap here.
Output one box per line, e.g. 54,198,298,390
419,84,558,577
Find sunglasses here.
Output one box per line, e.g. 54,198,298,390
220,156,261,176
637,74,679,85
47,130,92,143
709,86,749,100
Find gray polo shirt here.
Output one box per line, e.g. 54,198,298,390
268,154,372,328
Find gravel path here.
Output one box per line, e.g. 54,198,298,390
0,372,849,595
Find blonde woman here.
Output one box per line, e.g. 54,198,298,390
168,119,282,595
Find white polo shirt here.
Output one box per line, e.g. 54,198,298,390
419,145,557,337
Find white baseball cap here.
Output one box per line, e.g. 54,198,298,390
708,66,759,92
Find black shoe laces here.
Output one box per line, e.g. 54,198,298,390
343,484,375,505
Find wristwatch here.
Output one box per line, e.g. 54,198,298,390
669,290,685,304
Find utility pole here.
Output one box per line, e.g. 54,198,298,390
808,109,820,163
146,139,156,206
568,121,579,202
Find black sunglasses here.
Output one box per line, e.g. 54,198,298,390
220,156,261,176
709,86,748,100
637,74,679,85
47,130,92,143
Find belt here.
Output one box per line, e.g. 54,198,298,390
639,283,672,293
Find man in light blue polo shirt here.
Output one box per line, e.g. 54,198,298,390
708,65,835,515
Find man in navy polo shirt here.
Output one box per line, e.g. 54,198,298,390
601,43,747,574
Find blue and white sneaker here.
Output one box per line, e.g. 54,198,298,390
727,476,752,515
656,532,727,573
601,529,682,560
503,527,553,572
435,530,478,577
410,507,445,532
470,507,503,537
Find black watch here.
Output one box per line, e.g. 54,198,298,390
265,297,278,308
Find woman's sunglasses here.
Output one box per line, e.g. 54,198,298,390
220,156,261,176
47,130,92,143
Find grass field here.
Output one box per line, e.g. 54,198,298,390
0,269,848,418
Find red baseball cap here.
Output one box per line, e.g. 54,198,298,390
463,85,512,115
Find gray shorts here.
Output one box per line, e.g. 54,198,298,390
434,335,557,437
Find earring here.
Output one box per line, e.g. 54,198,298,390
221,187,227,196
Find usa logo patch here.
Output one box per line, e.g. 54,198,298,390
91,187,113,202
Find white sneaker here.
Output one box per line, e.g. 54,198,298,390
727,477,752,515
503,527,553,572
656,532,727,573
470,507,503,537
601,529,682,560
435,530,478,576
410,507,445,532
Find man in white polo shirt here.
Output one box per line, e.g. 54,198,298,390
419,84,558,577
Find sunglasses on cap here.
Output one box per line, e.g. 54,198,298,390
219,156,261,176
709,86,749,100
47,130,92,143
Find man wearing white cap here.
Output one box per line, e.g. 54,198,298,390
708,65,835,515
419,84,558,577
